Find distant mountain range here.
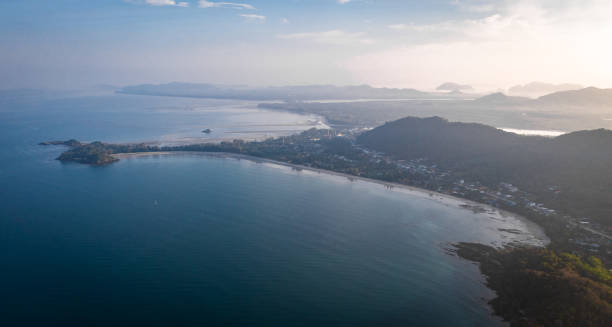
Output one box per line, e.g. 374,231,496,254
357,116,612,227
118,82,455,101
120,82,612,109
475,87,612,110
473,92,531,105
508,82,583,97
436,82,473,92
537,87,612,107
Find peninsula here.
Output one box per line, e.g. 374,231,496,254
46,116,612,326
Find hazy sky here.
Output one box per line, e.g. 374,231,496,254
2,0,612,90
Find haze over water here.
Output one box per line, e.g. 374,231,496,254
0,94,550,326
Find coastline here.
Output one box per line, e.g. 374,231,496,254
113,151,550,247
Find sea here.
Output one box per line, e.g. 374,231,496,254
0,92,547,326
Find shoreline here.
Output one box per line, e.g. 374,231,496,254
113,151,550,247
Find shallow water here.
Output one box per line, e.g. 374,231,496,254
1,93,326,145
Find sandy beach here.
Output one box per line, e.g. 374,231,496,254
113,151,551,247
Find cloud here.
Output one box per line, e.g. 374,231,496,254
281,18,289,24
199,0,255,10
386,13,515,43
240,14,266,22
337,0,351,4
385,1,612,44
345,0,612,89
278,30,374,46
145,0,189,6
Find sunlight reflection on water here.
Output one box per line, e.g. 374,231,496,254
499,128,565,137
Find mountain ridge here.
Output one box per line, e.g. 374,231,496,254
118,82,438,101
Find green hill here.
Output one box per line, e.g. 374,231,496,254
357,116,612,227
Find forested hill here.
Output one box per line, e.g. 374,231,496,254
357,116,612,227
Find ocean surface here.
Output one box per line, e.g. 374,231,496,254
0,93,546,326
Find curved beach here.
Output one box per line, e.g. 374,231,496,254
113,151,550,248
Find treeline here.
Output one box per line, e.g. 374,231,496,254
55,140,227,165
56,141,120,165
357,116,612,227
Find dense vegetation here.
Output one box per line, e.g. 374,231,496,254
56,141,120,165
357,116,612,228
455,243,612,327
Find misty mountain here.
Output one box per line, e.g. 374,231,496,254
357,116,612,226
537,87,612,108
436,82,474,92
473,92,531,105
508,82,583,97
118,82,438,101
473,87,612,110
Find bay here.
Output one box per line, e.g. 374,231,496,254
0,93,546,326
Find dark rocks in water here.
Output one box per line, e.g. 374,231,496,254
202,129,212,134
453,242,500,263
39,139,82,147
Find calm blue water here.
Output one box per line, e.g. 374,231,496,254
0,93,326,145
0,93,544,326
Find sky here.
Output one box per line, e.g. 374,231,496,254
1,0,612,90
